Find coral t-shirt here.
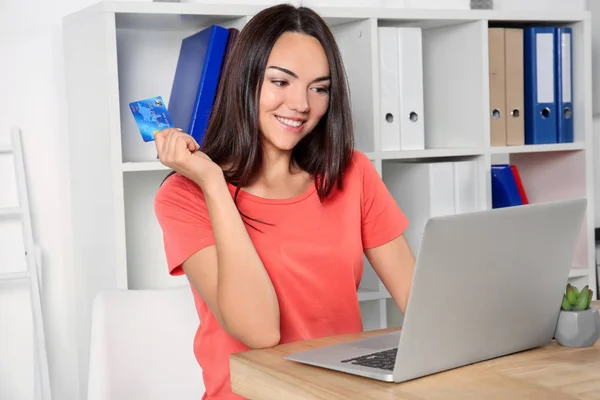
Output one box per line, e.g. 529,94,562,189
154,150,409,399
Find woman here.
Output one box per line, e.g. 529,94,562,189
154,3,415,399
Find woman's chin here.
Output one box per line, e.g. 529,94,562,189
262,134,305,153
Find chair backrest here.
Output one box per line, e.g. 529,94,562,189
87,285,204,400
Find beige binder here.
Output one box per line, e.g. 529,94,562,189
488,28,507,146
504,28,525,145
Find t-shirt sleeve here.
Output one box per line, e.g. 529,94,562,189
154,174,215,276
357,152,410,249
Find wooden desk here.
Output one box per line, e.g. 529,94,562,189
230,301,600,399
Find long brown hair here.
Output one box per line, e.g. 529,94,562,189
163,4,355,213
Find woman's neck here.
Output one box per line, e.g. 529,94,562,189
242,146,312,199
260,148,296,181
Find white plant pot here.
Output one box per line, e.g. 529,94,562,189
554,306,600,348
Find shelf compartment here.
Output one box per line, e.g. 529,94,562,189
377,19,488,150
123,170,188,289
486,19,588,149
490,150,590,280
382,156,487,257
116,15,251,163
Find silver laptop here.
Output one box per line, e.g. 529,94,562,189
285,198,587,383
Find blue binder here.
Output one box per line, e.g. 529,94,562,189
168,25,230,145
555,27,574,143
491,164,523,209
524,27,557,144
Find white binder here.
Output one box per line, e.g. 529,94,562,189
383,159,481,256
383,161,454,257
378,27,401,151
378,27,425,151
453,160,480,214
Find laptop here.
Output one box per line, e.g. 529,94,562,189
284,198,587,383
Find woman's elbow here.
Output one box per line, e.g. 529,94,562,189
220,315,280,348
242,329,281,349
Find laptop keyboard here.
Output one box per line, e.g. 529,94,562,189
340,348,398,371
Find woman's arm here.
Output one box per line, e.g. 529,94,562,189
190,175,280,348
155,129,280,349
354,150,414,315
364,235,415,314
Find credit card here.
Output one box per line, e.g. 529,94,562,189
129,96,174,142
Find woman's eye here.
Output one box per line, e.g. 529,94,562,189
272,80,288,87
312,87,330,95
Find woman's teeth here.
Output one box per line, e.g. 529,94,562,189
276,116,304,127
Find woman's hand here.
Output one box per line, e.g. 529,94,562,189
155,128,223,189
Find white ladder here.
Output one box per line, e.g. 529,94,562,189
0,127,52,400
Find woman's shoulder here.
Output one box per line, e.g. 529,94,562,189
155,172,206,209
325,150,378,200
346,150,377,178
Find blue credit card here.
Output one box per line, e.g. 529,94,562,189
129,96,174,142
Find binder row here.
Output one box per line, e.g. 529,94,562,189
166,24,573,151
378,27,425,152
488,26,574,147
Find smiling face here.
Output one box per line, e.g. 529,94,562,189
257,31,331,153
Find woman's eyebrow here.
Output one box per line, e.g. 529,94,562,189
267,65,331,83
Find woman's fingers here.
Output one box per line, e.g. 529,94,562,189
154,129,167,155
191,138,200,152
184,135,199,152
157,129,175,162
155,128,200,170
182,132,200,152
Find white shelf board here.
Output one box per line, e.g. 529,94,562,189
67,1,589,21
379,147,484,160
122,156,379,172
358,287,391,302
64,1,257,25
569,268,590,279
488,143,586,155
63,1,590,30
122,161,170,172
121,145,585,169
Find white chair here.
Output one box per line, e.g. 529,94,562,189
87,285,205,400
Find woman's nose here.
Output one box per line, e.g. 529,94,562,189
288,88,309,113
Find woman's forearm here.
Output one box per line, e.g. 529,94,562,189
200,174,281,348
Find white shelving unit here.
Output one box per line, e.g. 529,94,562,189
62,1,596,394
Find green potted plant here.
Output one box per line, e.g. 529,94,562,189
554,283,600,347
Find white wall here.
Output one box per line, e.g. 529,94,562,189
0,0,597,399
0,0,109,398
